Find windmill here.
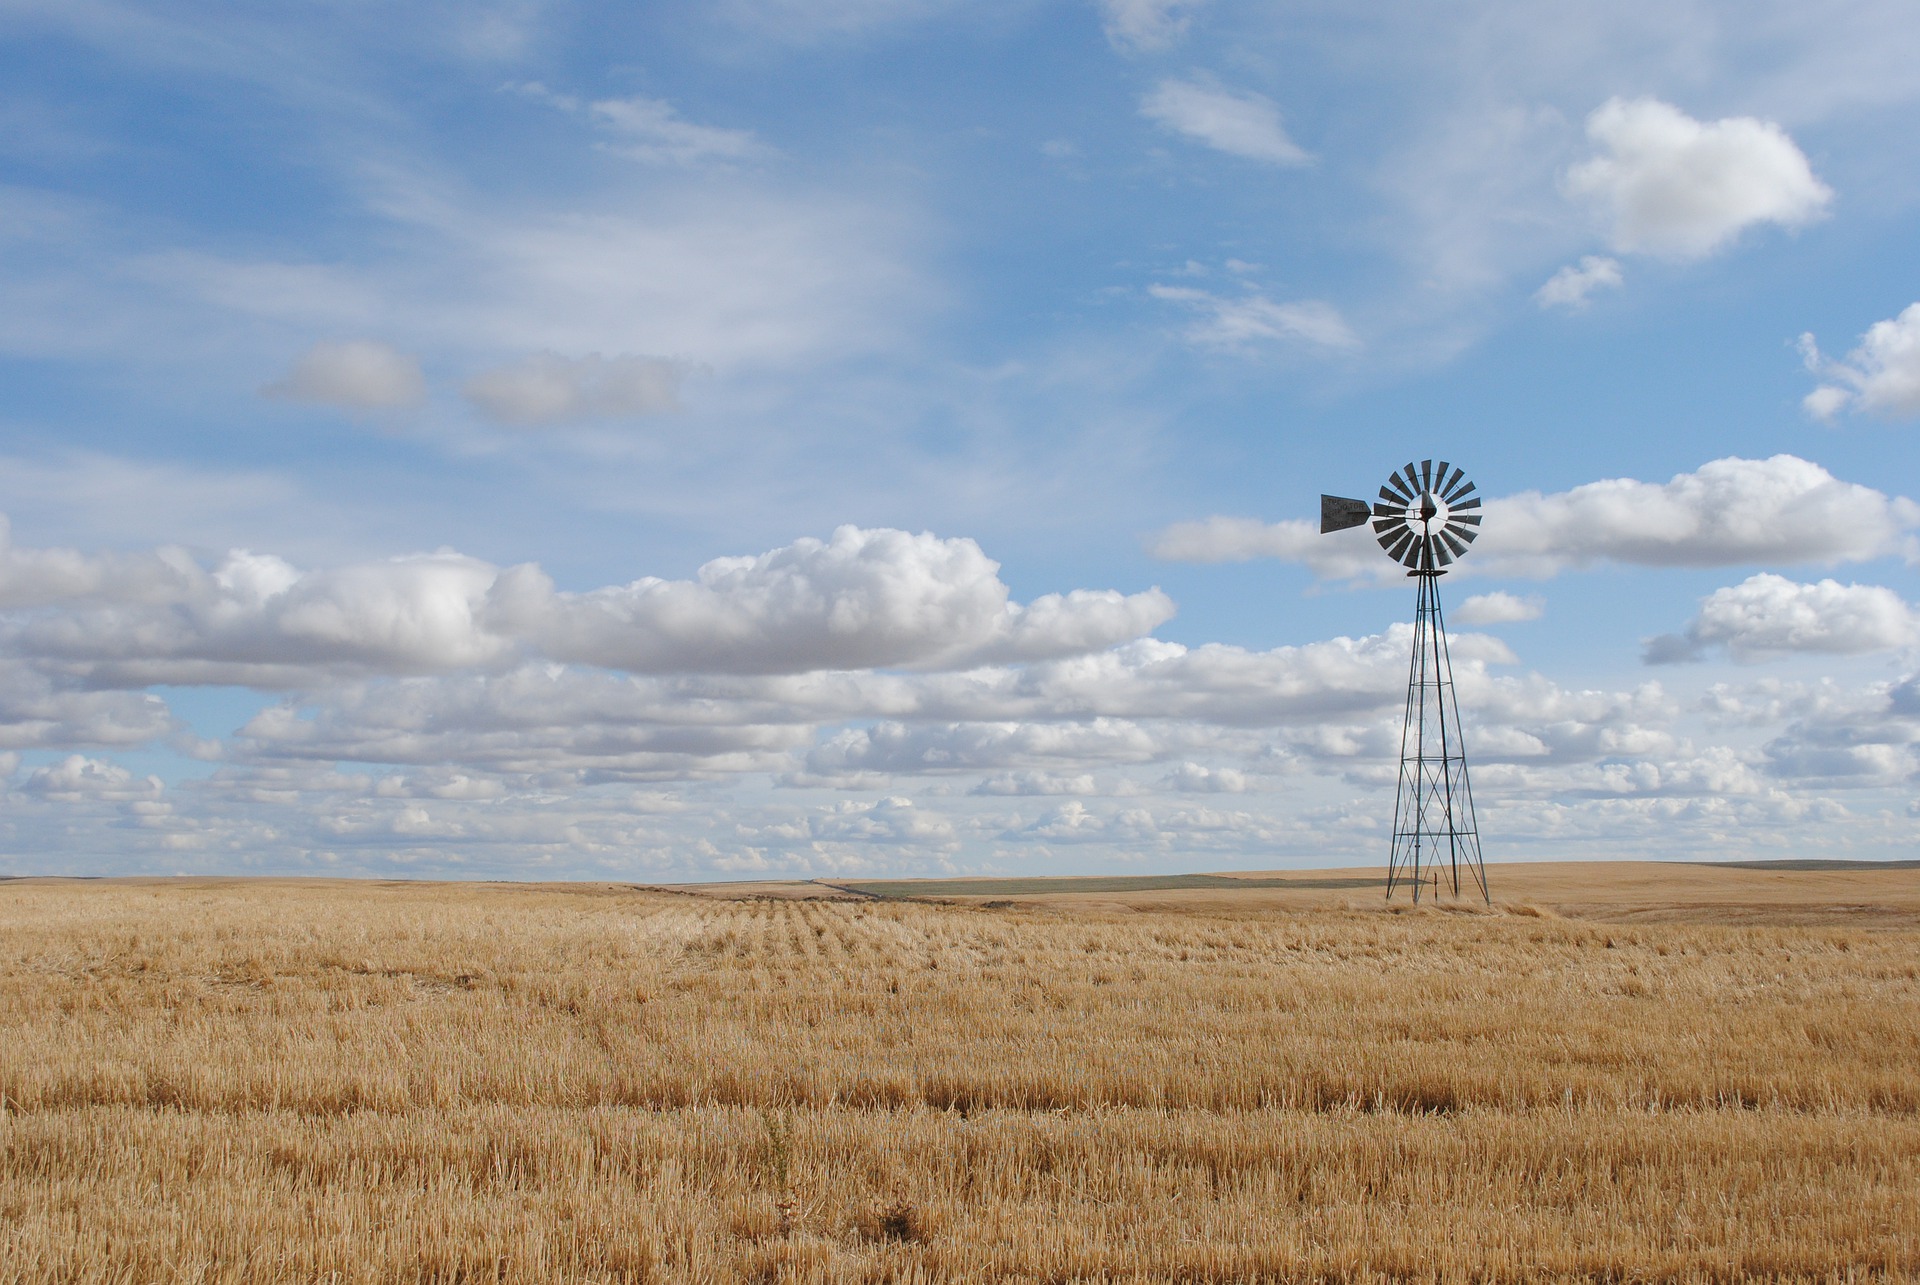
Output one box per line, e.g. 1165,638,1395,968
1321,461,1489,904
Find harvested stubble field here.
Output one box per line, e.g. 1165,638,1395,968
1,865,1918,1283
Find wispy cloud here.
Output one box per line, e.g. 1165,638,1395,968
1148,286,1357,352
262,340,426,411
1535,256,1622,311
1100,0,1207,53
1140,79,1310,165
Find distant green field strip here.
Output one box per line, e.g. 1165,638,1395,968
1694,859,1920,871
826,874,1385,898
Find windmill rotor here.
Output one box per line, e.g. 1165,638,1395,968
1321,459,1481,574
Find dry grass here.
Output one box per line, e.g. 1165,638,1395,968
1,872,1917,1282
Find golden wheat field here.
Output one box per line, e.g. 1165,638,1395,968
2,864,1918,1283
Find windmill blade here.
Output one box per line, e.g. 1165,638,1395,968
1440,465,1467,499
1320,495,1373,533
1435,461,1453,495
1444,521,1479,546
1382,528,1416,562
1372,518,1403,537
1433,537,1455,566
1439,528,1468,558
1380,474,1413,503
1402,462,1421,495
1449,495,1481,512
1419,459,1433,492
1373,501,1401,518
1450,513,1482,528
1449,481,1478,503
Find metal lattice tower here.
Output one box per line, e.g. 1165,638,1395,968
1321,460,1489,904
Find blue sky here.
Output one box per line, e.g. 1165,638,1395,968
1,0,1917,878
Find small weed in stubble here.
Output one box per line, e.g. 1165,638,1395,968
757,1106,791,1189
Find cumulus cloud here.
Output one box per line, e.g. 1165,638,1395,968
1564,98,1831,261
1754,674,1920,787
1480,456,1913,575
0,515,202,610
0,521,1170,687
1140,79,1310,165
969,771,1102,797
490,526,1175,675
462,352,688,425
803,719,1161,778
22,754,162,803
1148,286,1357,352
261,340,426,411
1800,304,1920,421
1150,456,1920,580
1101,0,1207,53
1535,256,1622,311
237,668,815,782
1162,761,1247,792
1454,592,1544,625
1646,573,1920,664
0,663,174,751
223,624,1519,788
12,550,513,687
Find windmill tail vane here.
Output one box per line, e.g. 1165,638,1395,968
1321,460,1488,904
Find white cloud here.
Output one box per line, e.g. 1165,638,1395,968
236,668,814,781
1150,456,1920,579
512,84,768,166
1801,304,1920,421
1535,256,1622,310
969,771,1102,796
1101,0,1206,53
22,754,162,803
0,663,174,751
260,339,425,411
1752,674,1920,786
1646,573,1920,663
1454,592,1545,625
1480,455,1913,575
462,352,687,425
1564,98,1831,260
1162,761,1247,792
1148,286,1357,352
491,526,1175,675
1140,79,1310,165
1802,384,1853,421
0,512,201,609
804,719,1161,777
588,96,767,166
12,549,513,687
0,521,1171,687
